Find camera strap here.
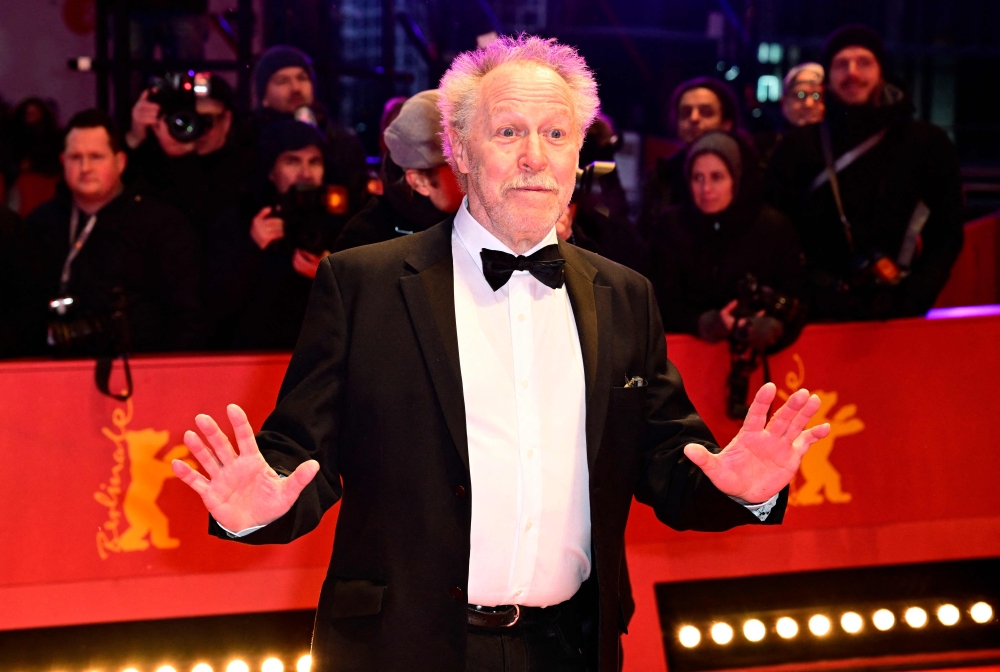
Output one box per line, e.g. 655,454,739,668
817,123,859,251
59,206,98,295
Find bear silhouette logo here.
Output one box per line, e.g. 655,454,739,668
95,400,197,558
777,355,864,507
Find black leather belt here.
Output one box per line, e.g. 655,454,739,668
467,603,565,629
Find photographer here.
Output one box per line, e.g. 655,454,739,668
333,90,463,252
124,74,252,237
25,109,204,355
649,132,805,415
206,119,339,350
242,45,369,221
767,25,963,321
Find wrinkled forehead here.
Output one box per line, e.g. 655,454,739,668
476,62,576,122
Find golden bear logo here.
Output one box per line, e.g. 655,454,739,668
94,400,197,558
777,355,864,507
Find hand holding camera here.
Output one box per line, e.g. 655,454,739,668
250,206,285,250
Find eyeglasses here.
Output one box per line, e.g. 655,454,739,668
794,91,822,101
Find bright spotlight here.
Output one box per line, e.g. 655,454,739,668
971,602,994,624
679,625,702,647
262,659,284,672
904,607,928,628
123,668,141,672
711,622,734,645
743,619,766,642
295,656,312,672
841,612,864,634
776,617,799,639
873,609,895,631
192,665,213,672
808,614,831,636
156,667,178,672
937,604,960,626
226,661,250,672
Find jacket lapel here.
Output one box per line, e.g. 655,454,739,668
398,218,470,474
559,241,614,468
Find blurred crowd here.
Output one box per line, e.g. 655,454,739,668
0,25,965,382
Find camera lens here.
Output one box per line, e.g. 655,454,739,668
166,111,205,142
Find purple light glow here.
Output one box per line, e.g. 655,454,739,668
926,304,1000,320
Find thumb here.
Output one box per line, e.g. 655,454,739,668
683,443,720,472
280,459,320,500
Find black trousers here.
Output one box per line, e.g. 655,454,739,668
465,590,594,672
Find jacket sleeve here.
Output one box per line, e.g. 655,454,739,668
209,256,347,544
633,277,788,531
895,127,964,316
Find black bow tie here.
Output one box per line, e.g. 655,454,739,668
480,245,566,291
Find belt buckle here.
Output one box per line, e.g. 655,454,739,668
503,604,521,628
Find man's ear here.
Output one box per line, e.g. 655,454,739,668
447,128,470,177
114,151,127,176
405,169,434,197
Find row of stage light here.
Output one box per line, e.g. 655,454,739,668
678,601,994,648
94,654,312,672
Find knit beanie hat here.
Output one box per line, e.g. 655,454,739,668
684,131,743,194
383,90,446,170
670,77,740,133
783,62,824,89
822,24,886,72
258,118,326,174
253,45,316,105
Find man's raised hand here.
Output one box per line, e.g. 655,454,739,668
683,383,830,505
171,404,319,534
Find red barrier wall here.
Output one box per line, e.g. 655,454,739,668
2,316,999,672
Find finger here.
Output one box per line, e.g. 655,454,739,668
171,459,211,497
683,443,721,473
794,423,831,456
765,388,809,437
784,393,822,440
227,404,260,457
182,429,221,477
280,460,321,503
741,383,777,433
723,299,738,313
195,414,238,465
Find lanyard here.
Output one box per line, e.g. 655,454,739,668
59,206,98,295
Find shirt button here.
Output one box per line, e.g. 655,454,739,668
518,314,525,322
525,522,532,531
520,380,528,389
450,586,464,601
514,590,522,597
527,449,534,458
454,485,467,498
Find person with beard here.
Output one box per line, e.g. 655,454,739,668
649,131,805,350
333,90,463,252
767,25,963,321
242,46,369,222
639,78,753,236
124,75,253,239
205,119,339,350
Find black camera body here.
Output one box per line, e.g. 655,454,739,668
273,185,336,255
148,72,213,142
725,274,800,420
47,289,132,357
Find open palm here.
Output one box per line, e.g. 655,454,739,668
171,404,319,533
684,383,831,504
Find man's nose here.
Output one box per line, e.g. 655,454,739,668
520,132,547,172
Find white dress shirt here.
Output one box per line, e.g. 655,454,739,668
453,201,591,608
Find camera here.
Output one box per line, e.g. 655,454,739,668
273,185,347,255
148,72,213,142
47,289,132,356
725,274,800,419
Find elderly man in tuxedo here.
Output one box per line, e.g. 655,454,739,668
173,35,830,672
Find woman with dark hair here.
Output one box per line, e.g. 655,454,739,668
648,131,806,352
2,98,63,215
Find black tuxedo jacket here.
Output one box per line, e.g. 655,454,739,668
211,217,787,671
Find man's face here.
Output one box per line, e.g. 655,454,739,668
269,145,324,194
407,164,465,214
62,127,126,204
782,80,825,127
449,62,581,252
829,47,883,106
194,97,232,155
689,152,735,215
677,88,732,145
262,66,314,113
